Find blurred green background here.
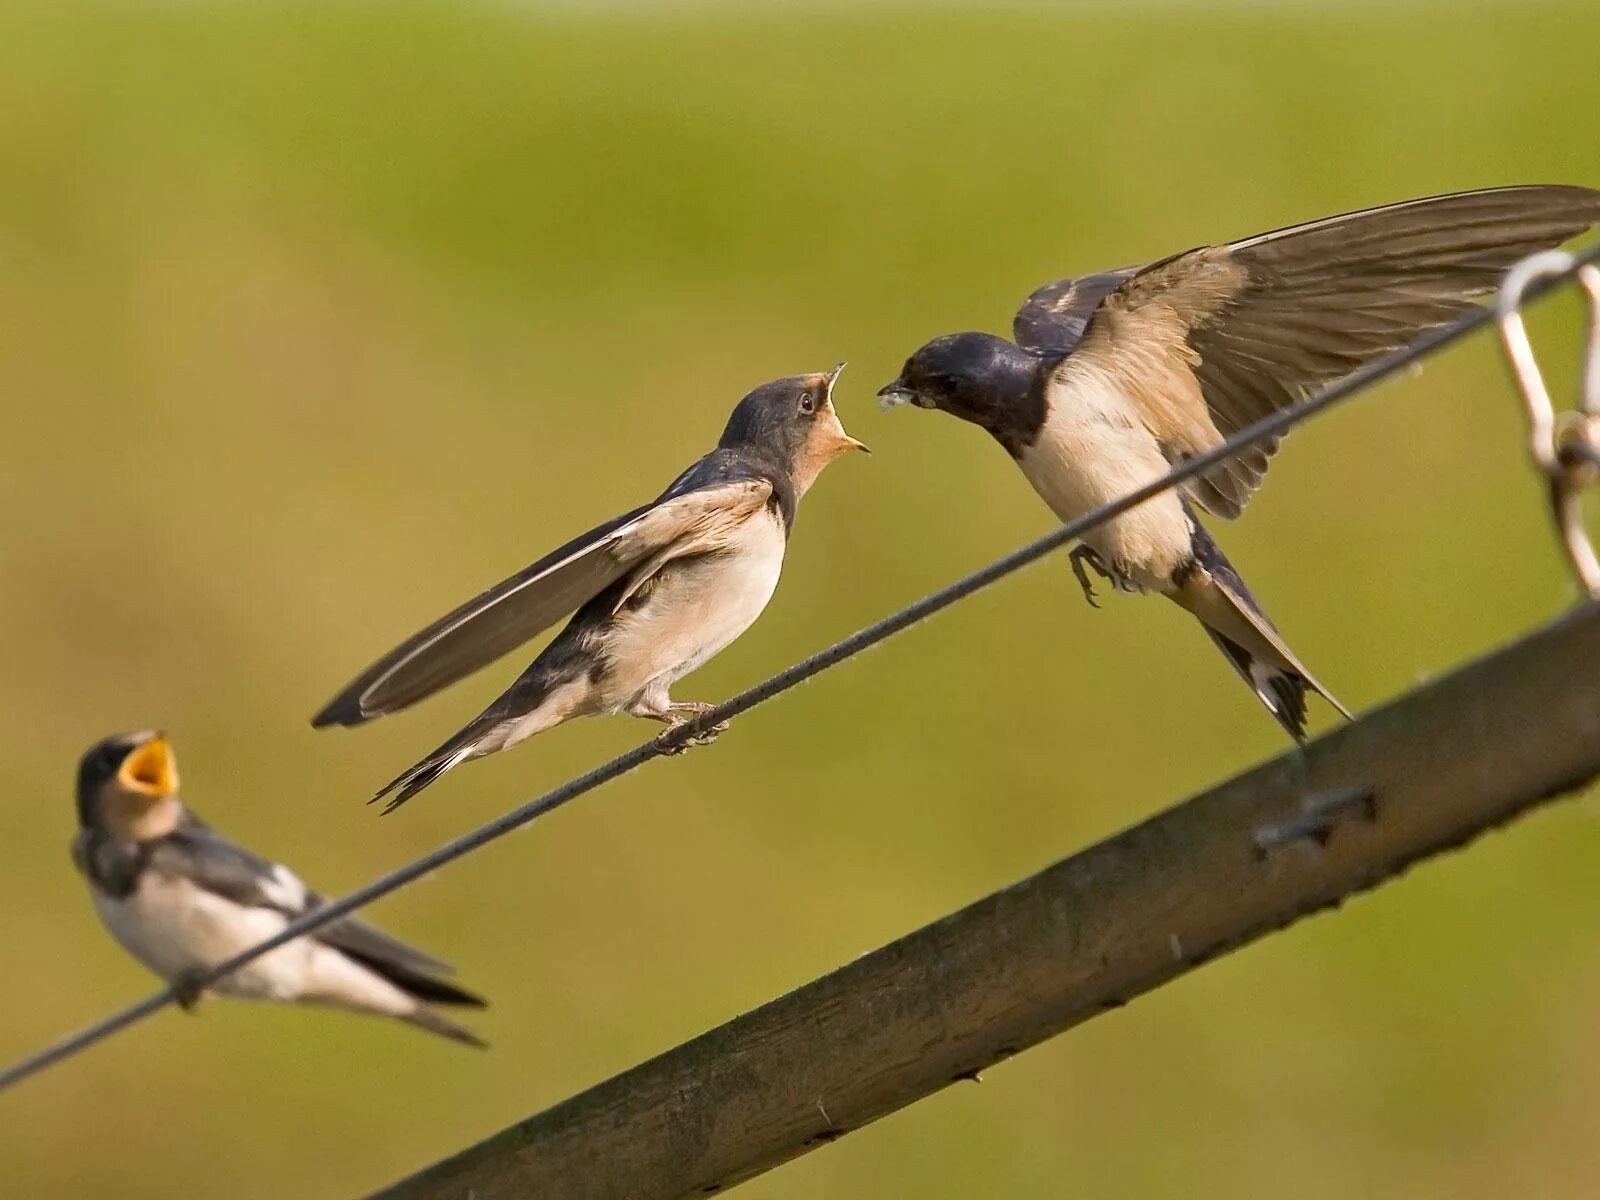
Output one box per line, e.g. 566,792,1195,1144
4,1,1600,1196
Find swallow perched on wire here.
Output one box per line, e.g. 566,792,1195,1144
879,185,1600,740
72,731,487,1045
314,365,867,810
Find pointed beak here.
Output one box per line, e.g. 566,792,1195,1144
118,734,179,799
878,378,918,411
819,362,869,454
833,414,870,456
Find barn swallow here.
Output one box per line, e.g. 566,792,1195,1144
880,185,1600,739
314,365,867,810
72,731,487,1045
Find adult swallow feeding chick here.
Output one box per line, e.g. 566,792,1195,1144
880,185,1600,740
72,731,487,1045
314,365,867,810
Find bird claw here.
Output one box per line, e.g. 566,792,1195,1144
653,705,729,755
654,725,727,755
1068,545,1114,609
171,968,208,1012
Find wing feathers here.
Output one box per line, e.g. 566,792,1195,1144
1012,268,1143,356
1056,184,1600,518
1228,184,1600,257
314,914,459,980
154,817,463,979
312,475,772,727
311,503,655,728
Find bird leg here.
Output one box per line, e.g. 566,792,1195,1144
637,699,729,755
170,967,209,1012
1068,544,1116,608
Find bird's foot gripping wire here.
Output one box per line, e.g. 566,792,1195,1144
1068,544,1118,608
653,702,730,756
170,968,209,1012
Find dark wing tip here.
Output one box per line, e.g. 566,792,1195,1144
309,700,357,729
453,987,489,1010
1472,182,1600,230
1517,182,1600,203
313,668,443,729
409,976,488,1008
312,672,389,728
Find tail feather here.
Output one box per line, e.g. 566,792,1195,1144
336,948,488,1009
1200,625,1311,741
371,669,568,813
1171,521,1348,740
398,1005,488,1048
372,736,480,813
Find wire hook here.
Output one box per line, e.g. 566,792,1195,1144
1495,250,1600,598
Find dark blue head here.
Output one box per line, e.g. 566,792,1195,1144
719,364,869,496
878,332,1043,454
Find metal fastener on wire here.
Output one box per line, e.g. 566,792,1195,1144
1496,251,1600,597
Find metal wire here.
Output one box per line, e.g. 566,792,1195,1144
3,241,1598,1095
1495,251,1600,596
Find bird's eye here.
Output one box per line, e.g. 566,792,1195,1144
798,391,816,415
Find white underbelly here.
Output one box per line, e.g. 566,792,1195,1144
597,509,786,708
93,873,410,1014
1021,371,1194,591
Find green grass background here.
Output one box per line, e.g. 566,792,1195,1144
3,2,1600,1196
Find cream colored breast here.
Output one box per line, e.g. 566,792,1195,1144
93,867,416,1011
93,871,292,983
600,506,787,703
1020,361,1194,591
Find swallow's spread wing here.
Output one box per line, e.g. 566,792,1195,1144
149,815,461,979
1024,185,1600,518
313,468,774,727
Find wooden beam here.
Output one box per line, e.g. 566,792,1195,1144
371,601,1600,1200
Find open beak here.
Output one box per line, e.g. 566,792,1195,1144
118,734,179,798
877,378,919,411
834,424,871,456
821,362,870,454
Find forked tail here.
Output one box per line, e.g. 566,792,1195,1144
1169,523,1349,742
371,727,484,813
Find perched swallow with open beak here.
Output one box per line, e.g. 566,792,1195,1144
314,365,867,810
880,185,1600,739
72,731,487,1045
